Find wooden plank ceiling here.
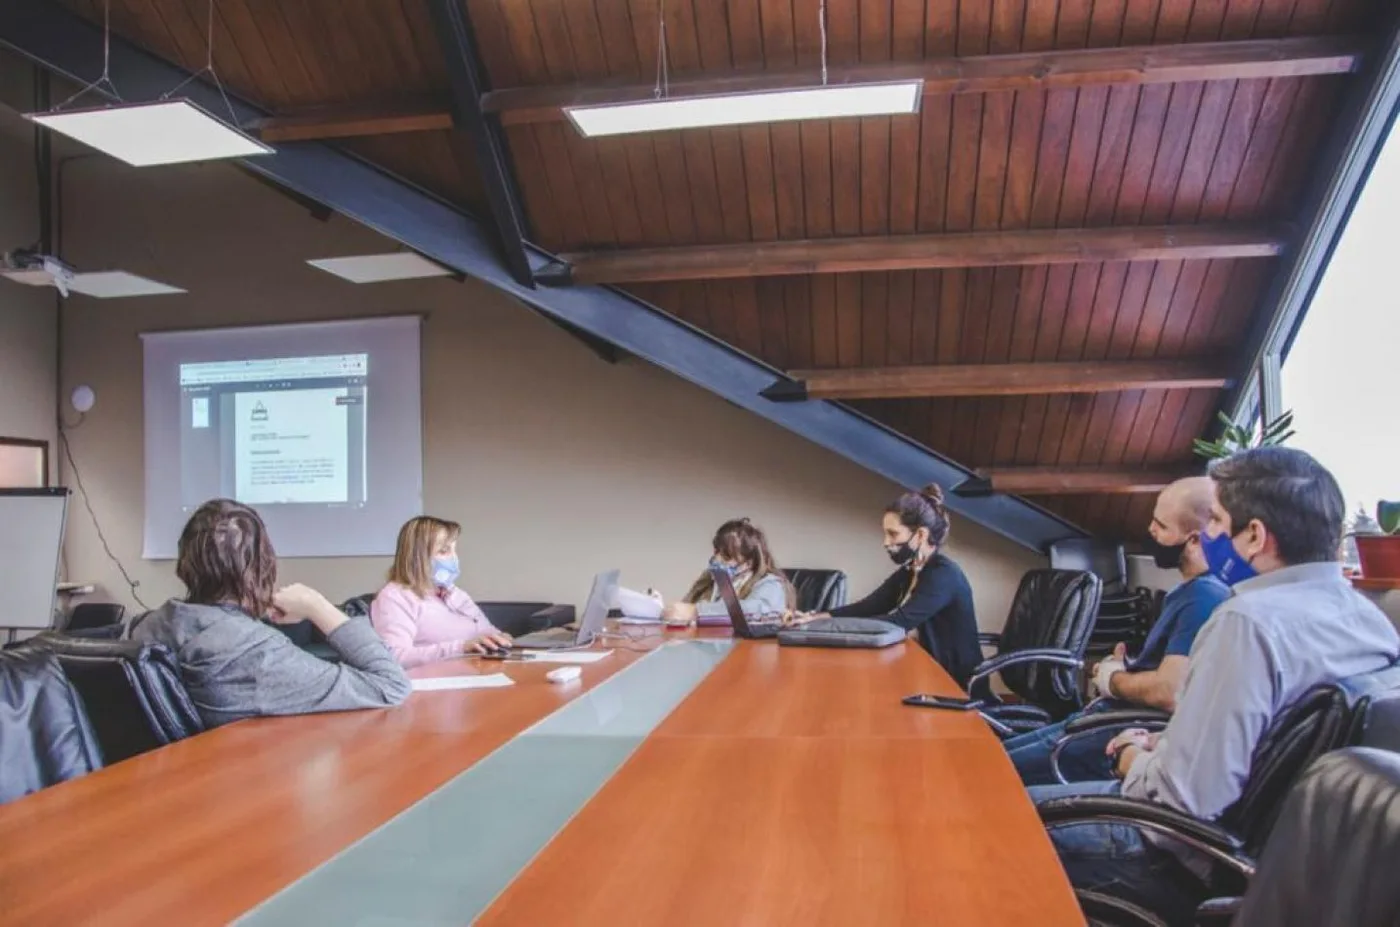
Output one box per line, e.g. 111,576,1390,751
65,0,1386,542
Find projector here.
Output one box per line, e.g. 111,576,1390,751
0,248,76,297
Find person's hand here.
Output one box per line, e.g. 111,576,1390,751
272,583,346,634
1112,642,1129,663
662,602,697,624
788,611,829,625
1105,728,1154,756
464,631,514,653
1094,657,1126,697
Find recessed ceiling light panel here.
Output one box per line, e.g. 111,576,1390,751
67,272,185,298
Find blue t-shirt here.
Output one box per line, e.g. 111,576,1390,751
1128,574,1232,672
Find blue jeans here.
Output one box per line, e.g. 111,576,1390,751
1004,699,1120,786
1029,781,1210,926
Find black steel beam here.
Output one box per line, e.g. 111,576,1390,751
1215,15,1400,435
0,1,1086,552
424,0,535,289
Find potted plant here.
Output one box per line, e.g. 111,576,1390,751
1356,502,1400,581
1192,411,1296,460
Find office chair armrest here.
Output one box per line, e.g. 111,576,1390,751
1036,796,1256,878
1075,890,1170,927
1050,713,1171,784
1062,708,1171,737
1193,897,1241,926
967,649,1083,701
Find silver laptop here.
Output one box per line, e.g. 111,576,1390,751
512,569,619,650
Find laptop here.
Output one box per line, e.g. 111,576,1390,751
711,567,785,640
512,569,619,650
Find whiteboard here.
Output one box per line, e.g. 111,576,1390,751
0,489,68,630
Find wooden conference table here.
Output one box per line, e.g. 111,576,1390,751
0,627,1083,925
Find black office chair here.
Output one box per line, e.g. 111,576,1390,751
1199,747,1400,927
0,648,103,803
968,569,1102,737
1036,661,1400,925
14,634,205,766
65,602,126,634
782,568,849,614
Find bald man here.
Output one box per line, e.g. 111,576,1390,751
1004,477,1230,785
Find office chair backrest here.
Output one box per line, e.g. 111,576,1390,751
782,569,849,614
340,592,377,618
15,634,205,765
0,649,103,803
1048,539,1127,594
1233,747,1400,927
998,569,1102,716
66,602,126,632
1221,660,1400,855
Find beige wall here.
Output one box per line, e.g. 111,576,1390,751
55,156,1041,626
0,64,57,481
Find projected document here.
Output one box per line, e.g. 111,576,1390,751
178,353,369,509
234,388,350,503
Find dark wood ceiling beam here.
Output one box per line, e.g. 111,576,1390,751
250,98,453,142
767,359,1233,401
554,224,1287,284
978,467,1192,495
484,36,1363,125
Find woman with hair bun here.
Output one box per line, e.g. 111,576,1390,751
816,484,981,688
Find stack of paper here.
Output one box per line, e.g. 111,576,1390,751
411,673,515,691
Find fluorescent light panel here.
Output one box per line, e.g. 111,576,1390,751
307,253,452,283
565,81,923,137
27,100,272,167
0,269,59,287
67,272,185,298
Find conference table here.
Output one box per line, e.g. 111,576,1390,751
0,626,1084,925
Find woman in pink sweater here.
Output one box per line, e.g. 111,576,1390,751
370,516,512,668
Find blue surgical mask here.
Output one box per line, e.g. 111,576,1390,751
709,557,740,579
1200,529,1257,586
431,555,461,588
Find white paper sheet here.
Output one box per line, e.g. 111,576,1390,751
411,673,515,691
520,649,614,665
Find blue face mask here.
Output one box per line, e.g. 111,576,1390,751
431,555,461,588
1200,529,1258,586
709,557,740,579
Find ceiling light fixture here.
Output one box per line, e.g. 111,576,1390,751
25,0,272,166
564,0,922,137
306,253,452,283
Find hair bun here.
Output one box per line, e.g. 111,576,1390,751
919,483,946,512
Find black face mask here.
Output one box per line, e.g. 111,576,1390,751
1144,536,1189,571
885,533,922,567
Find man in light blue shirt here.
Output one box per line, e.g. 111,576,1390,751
1029,447,1400,922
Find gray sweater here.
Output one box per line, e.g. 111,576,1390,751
695,571,790,619
131,600,411,729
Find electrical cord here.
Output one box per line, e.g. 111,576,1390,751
58,425,150,611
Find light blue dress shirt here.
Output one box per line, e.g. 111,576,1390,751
1123,562,1399,819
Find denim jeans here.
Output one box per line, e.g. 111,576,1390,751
1029,781,1210,927
1004,699,1120,786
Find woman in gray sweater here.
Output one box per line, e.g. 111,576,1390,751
660,518,795,624
131,499,410,728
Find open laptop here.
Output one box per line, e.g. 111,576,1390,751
711,567,785,640
512,569,619,650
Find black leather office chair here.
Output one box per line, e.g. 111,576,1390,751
782,568,849,614
1036,661,1400,925
1202,747,1400,927
968,569,1102,737
14,634,205,766
65,602,126,632
0,648,103,803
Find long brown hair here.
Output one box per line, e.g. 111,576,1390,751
683,518,796,609
388,516,462,598
176,499,277,618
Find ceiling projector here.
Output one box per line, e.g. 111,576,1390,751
0,248,76,297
